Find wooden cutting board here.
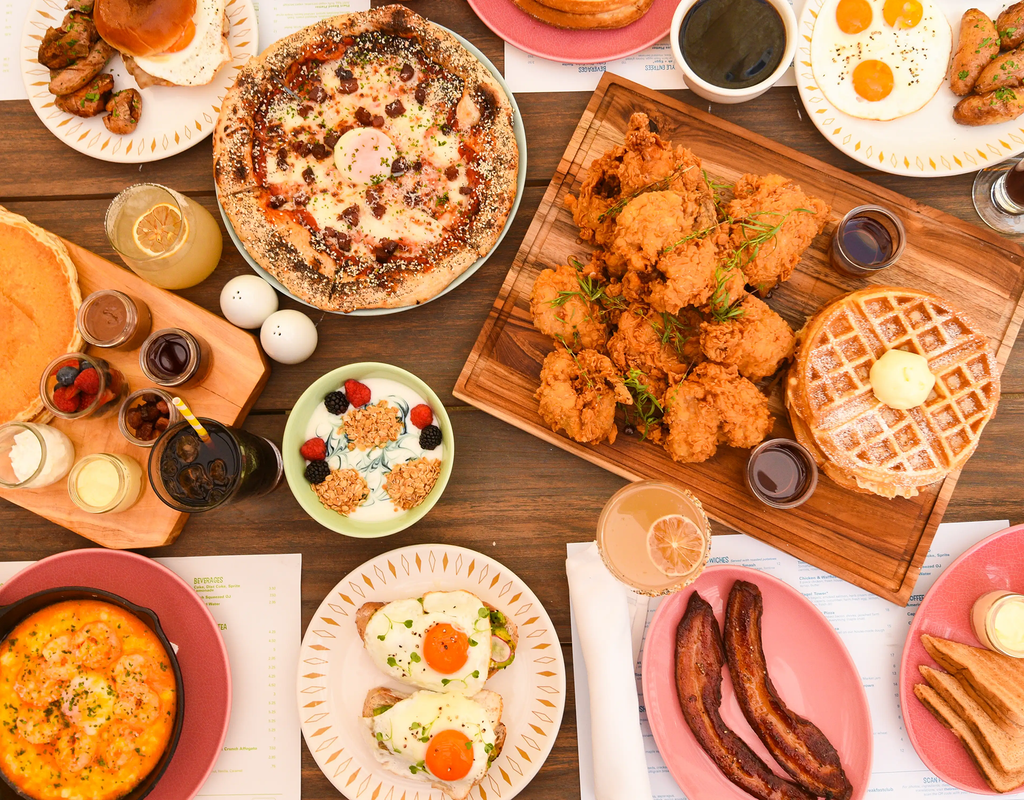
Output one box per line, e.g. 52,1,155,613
0,241,270,549
455,73,1024,605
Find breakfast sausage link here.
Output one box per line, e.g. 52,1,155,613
675,591,815,800
954,87,1024,126
998,1,1024,50
724,581,853,800
950,9,1000,96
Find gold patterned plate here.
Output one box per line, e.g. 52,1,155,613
20,0,257,163
297,544,566,800
797,0,1024,177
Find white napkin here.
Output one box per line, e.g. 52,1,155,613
566,542,653,800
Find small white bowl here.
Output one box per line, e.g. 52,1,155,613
670,0,798,105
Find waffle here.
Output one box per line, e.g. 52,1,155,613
786,286,1000,499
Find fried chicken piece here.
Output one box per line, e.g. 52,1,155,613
724,174,830,295
607,304,699,399
536,349,632,445
565,112,716,247
699,294,795,381
612,190,719,272
664,379,721,463
530,264,609,351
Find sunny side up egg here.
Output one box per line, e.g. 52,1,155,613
130,0,231,86
367,690,498,796
810,0,952,121
363,591,493,696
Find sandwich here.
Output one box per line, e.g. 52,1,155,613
362,687,505,800
94,0,231,87
355,590,517,696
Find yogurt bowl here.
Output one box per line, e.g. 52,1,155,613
283,363,453,537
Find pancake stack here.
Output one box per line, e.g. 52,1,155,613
511,0,654,30
785,286,1000,499
0,207,83,425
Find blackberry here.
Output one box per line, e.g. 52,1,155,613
324,390,349,415
419,425,442,451
304,460,330,484
56,366,80,387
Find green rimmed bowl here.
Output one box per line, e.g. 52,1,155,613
283,363,453,537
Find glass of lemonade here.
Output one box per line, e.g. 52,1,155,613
596,480,711,596
105,183,223,290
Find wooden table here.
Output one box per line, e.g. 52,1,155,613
2,2,1022,797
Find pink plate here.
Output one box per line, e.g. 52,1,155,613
899,523,1024,795
466,0,676,64
641,565,873,800
0,549,232,800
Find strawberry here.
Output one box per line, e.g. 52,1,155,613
52,386,80,414
74,367,100,394
299,437,327,461
344,379,371,408
78,391,98,411
409,404,433,429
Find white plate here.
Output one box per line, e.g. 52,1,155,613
297,544,566,800
796,0,1024,177
21,0,258,163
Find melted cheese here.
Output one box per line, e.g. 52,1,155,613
0,600,177,800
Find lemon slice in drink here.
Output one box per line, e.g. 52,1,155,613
646,514,709,579
132,203,188,257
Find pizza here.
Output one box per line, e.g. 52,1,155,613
214,5,519,312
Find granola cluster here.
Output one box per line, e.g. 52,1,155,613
312,468,369,515
384,458,441,511
342,400,403,450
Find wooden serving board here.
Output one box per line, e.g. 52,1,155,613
0,241,270,549
455,73,1024,605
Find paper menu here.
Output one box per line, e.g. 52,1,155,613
0,1,28,101
253,0,370,54
570,520,1011,800
0,553,302,800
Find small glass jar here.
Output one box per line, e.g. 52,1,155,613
77,290,152,350
971,591,1024,658
118,388,182,447
67,453,143,514
0,422,75,489
39,353,129,420
746,439,819,509
829,205,906,277
139,328,212,389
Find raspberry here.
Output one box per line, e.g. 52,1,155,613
409,404,433,429
324,391,349,415
300,437,327,461
344,379,371,408
56,366,80,387
74,368,100,394
51,386,80,414
304,461,330,484
419,425,442,450
78,391,99,411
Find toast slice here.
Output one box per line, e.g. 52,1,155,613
920,665,1024,774
914,683,1024,793
356,592,519,678
922,635,1024,733
362,686,507,800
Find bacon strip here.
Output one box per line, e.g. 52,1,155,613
675,592,815,800
724,580,853,800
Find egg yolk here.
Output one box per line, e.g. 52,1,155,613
852,60,894,101
883,0,923,29
423,623,470,674
835,0,872,34
426,729,475,781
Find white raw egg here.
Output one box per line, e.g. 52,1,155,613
260,309,318,364
220,275,279,329
333,128,397,185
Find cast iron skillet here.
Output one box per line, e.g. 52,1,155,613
0,586,185,800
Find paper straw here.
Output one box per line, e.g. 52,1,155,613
171,397,210,443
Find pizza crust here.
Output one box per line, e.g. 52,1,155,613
214,5,519,312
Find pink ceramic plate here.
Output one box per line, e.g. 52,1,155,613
466,0,676,64
899,523,1024,795
0,550,232,800
641,565,873,800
